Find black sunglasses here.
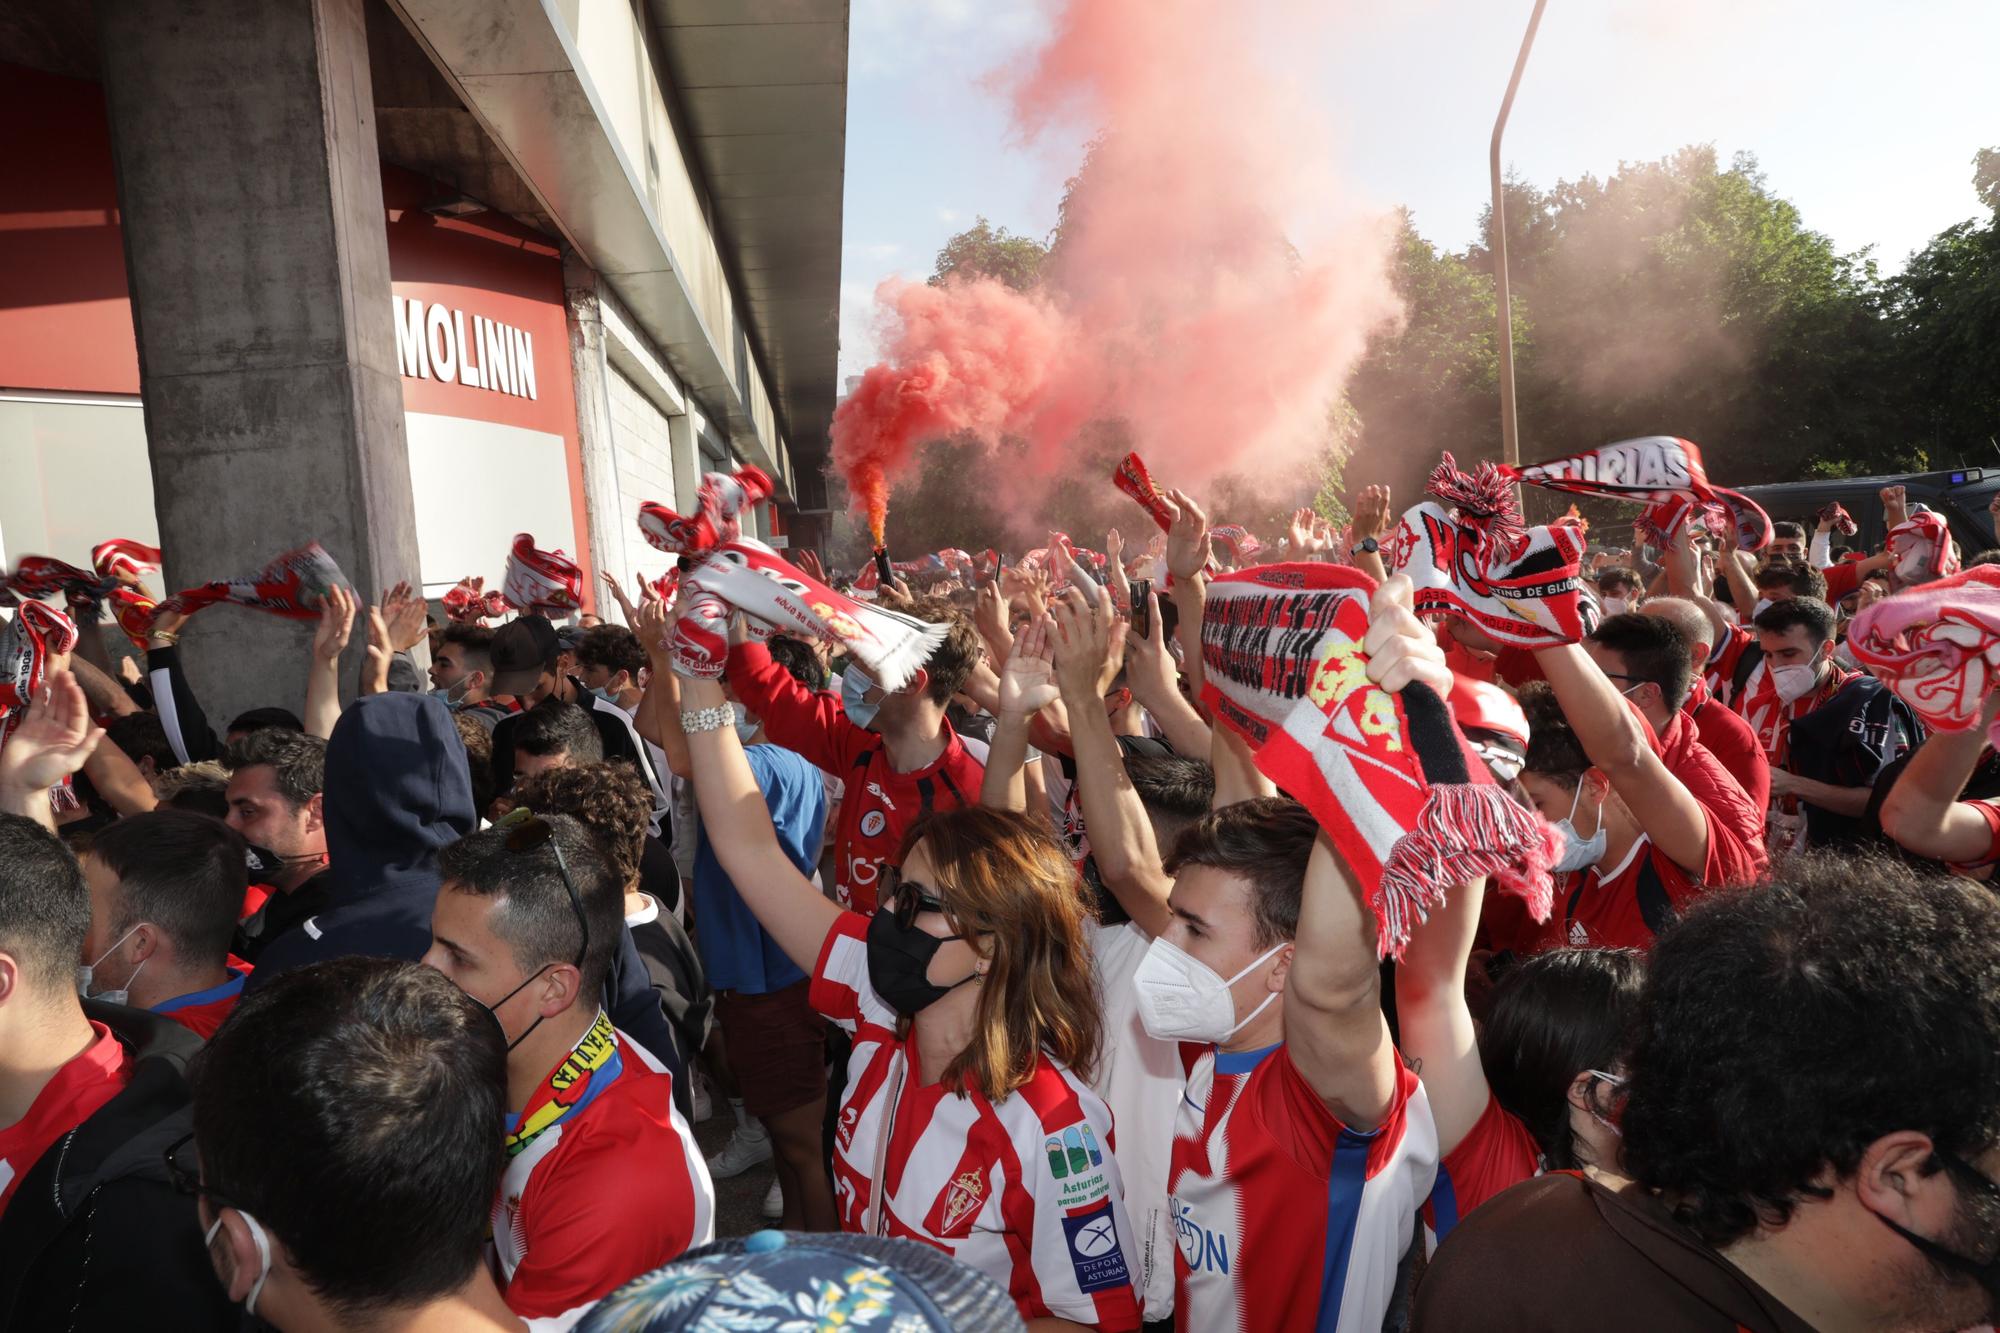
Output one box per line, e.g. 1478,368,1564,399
877,865,950,930
495,808,589,968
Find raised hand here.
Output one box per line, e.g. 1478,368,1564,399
633,593,674,665
1163,488,1213,582
381,580,428,652
1353,484,1393,541
147,605,190,646
998,615,1060,718
1881,484,1909,530
0,670,104,797
1366,575,1452,696
798,548,828,585
1122,585,1177,704
312,585,358,663
876,575,916,611
1051,585,1128,704
974,580,1013,655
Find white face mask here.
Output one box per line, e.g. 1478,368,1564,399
1750,597,1774,622
78,923,147,1007
842,665,881,730
1552,782,1606,874
1601,596,1629,617
1132,936,1285,1044
1770,661,1821,705
206,1209,273,1316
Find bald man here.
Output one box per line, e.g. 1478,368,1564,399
1641,597,1769,816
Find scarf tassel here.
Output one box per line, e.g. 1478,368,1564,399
1375,782,1560,961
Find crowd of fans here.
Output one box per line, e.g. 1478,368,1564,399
1,464,1998,1333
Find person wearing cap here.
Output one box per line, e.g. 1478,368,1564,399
488,615,643,798
78,810,253,1038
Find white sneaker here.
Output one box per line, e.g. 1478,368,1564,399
761,1177,784,1221
691,1075,713,1124
705,1125,773,1178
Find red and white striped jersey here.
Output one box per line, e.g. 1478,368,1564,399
1166,1041,1437,1333
493,1026,715,1330
812,913,1144,1331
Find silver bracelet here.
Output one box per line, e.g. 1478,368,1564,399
680,704,736,735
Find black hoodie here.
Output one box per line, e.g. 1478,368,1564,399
0,1001,234,1329
247,693,684,1077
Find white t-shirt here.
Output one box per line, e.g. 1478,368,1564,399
1089,918,1182,1321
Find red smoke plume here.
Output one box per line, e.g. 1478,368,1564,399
832,0,1402,541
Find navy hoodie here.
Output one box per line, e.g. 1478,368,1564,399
247,694,682,1072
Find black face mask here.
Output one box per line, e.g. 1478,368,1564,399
865,908,976,1017
1871,1151,2000,1314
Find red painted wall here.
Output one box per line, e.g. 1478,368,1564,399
0,63,595,606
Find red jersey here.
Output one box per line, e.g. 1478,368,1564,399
1557,814,1748,951
0,1021,131,1215
729,643,984,914
152,967,249,1039
493,1014,714,1326
1167,1041,1437,1333
1821,556,1864,603
1683,676,1770,818
812,915,1143,1330
1706,624,1756,706
1654,706,1768,880
1422,1090,1541,1247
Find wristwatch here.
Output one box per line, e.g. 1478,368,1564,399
1357,536,1380,555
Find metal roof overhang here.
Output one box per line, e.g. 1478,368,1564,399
383,0,846,495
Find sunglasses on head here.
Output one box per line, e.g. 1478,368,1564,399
493,807,590,968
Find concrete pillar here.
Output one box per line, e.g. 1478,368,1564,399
666,411,702,517
563,250,628,613
96,0,421,722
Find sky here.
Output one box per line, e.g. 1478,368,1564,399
838,0,2000,380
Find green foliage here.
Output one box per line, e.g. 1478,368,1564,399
929,217,1047,292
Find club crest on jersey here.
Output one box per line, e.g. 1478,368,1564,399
860,810,887,837
941,1168,986,1234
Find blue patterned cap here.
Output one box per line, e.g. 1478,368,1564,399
576,1230,1025,1333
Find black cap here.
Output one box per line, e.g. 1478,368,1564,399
490,615,559,698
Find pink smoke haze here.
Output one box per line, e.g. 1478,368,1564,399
831,0,1405,529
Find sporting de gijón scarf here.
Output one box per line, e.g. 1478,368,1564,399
1846,565,2000,748
505,1009,624,1159
1197,561,1556,959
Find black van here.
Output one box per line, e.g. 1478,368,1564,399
1734,467,2000,557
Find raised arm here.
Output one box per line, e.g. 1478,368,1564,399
724,638,861,773
1123,587,1211,759
1531,642,1711,873
0,670,104,832
1161,488,1213,705
1050,590,1175,937
675,671,842,973
631,598,693,778
1394,872,1489,1154
145,608,219,765
981,616,1058,814
1290,575,1455,1129
1348,484,1391,584
303,586,357,740
1878,696,2000,864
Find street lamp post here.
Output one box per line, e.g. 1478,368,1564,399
1491,0,1548,473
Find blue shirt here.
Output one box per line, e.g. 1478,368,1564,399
692,743,827,994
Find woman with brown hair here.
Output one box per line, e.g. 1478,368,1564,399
673,664,1143,1333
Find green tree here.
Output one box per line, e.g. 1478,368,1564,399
1888,147,2000,465
929,217,1048,292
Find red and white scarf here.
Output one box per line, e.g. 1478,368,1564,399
502,535,584,616
641,466,944,689
442,576,511,624
1846,566,2000,746
1739,658,1855,766
0,556,105,608
1211,525,1262,561
156,543,350,622
1887,511,1959,584
1387,454,1592,646
91,539,162,584
1199,562,1557,959
1112,451,1177,532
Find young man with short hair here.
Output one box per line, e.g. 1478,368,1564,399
1416,852,2000,1331
424,815,713,1325
510,701,604,785
723,615,985,913
1583,613,1766,869
572,623,673,831
221,727,331,959
1638,596,1770,812
187,957,524,1331
433,623,512,730
1745,598,1920,854
0,812,233,1324
79,810,250,1037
